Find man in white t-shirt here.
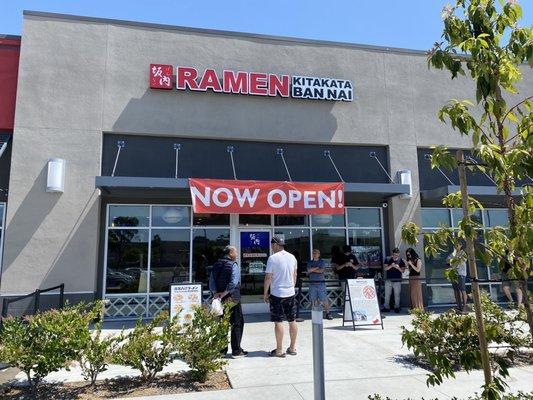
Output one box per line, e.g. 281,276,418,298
263,235,298,358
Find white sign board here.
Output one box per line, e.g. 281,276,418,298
343,279,383,329
169,283,202,324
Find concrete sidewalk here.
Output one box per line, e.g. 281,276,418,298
122,312,533,399
5,312,531,399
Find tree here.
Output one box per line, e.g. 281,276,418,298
402,0,532,398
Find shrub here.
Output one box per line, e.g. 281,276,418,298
77,301,118,385
176,303,233,382
112,311,180,382
401,294,532,397
0,303,96,393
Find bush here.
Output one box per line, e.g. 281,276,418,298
112,311,181,382
0,303,97,392
77,301,118,385
401,294,532,397
176,303,233,382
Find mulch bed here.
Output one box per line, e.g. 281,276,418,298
0,371,230,399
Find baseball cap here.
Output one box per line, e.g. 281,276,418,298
271,235,285,245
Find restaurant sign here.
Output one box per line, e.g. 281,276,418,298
189,178,344,215
150,64,353,102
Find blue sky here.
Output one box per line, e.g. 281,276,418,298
1,0,532,50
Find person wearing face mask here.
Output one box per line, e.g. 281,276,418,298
382,247,406,313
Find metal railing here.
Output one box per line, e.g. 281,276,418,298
0,283,65,328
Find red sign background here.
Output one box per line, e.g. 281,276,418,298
189,179,344,215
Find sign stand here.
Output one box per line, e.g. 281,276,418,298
342,279,384,331
169,282,203,324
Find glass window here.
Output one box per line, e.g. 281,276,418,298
274,215,309,226
108,205,149,227
312,228,346,262
192,228,230,286
452,209,482,227
424,242,453,283
484,209,508,227
152,206,190,227
106,229,149,293
239,214,271,226
347,208,380,228
150,229,190,292
275,228,311,278
0,203,4,227
421,209,450,228
311,214,345,227
427,285,458,306
193,213,230,226
348,229,383,276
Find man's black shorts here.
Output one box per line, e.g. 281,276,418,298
269,295,296,322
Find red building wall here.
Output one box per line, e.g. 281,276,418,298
0,36,21,131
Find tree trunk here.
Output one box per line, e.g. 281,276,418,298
457,150,493,387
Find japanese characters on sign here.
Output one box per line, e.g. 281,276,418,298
169,283,202,324
149,64,173,89
149,65,353,102
189,178,345,215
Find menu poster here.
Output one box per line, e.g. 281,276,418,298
343,279,383,330
169,283,202,324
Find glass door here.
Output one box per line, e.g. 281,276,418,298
238,230,271,304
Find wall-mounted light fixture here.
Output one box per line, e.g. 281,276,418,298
46,158,66,193
397,169,412,199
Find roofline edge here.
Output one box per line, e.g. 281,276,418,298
22,10,430,56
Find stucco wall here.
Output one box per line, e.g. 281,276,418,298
1,12,531,296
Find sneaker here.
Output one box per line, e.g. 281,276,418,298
381,308,390,313
394,308,401,313
231,350,248,359
324,312,333,320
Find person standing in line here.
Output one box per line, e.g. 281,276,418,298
333,245,360,281
209,245,247,358
263,235,298,358
446,242,468,312
307,248,333,320
406,248,424,310
382,247,406,313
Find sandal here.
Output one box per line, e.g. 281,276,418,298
269,349,286,358
286,347,297,356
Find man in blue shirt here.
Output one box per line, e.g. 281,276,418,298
209,245,247,358
307,248,333,320
382,247,406,313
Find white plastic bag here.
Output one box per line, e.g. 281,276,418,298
210,298,223,316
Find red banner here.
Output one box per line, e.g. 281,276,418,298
189,179,344,215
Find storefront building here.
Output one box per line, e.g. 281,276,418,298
0,11,530,318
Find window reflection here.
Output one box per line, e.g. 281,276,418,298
152,206,190,227
192,229,230,287
347,208,380,227
484,209,508,227
193,213,230,226
0,203,4,227
274,215,309,226
150,229,190,292
108,206,149,227
311,214,345,227
348,229,382,277
421,209,450,228
312,228,345,262
106,229,149,293
452,209,482,227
